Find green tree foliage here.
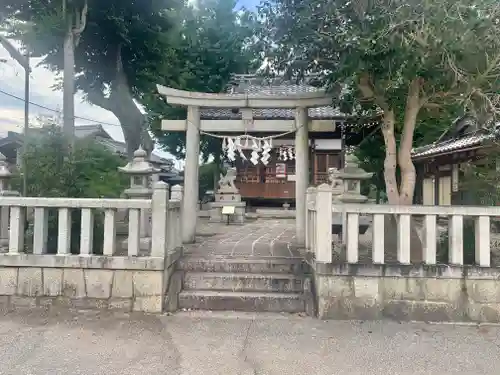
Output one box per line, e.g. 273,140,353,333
259,0,500,204
145,0,260,162
459,142,500,206
3,0,258,161
3,0,182,157
13,126,127,254
17,127,126,198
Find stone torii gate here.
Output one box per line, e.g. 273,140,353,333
157,84,335,245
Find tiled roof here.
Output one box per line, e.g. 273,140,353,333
200,78,344,120
94,136,171,166
411,130,496,159
200,106,343,120
0,127,173,168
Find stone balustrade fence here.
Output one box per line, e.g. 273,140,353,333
307,183,495,267
306,183,500,322
0,181,183,313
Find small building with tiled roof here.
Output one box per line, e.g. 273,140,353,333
411,115,497,205
161,74,377,203
159,73,379,244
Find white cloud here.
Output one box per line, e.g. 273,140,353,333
0,42,179,167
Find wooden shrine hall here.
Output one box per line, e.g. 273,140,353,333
157,75,376,245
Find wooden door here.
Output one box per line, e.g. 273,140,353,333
313,153,340,184
422,178,435,205
438,176,452,206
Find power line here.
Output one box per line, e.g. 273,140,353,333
0,87,123,127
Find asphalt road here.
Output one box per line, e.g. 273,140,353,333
0,309,499,375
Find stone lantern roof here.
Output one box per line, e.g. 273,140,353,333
119,147,160,175
337,154,373,181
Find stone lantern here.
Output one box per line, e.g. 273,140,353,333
119,147,160,199
119,147,160,250
334,154,374,242
336,154,373,204
0,153,19,248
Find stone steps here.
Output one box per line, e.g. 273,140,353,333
178,290,304,313
178,257,306,274
184,272,304,293
176,256,308,314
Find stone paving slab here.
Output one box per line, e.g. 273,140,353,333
188,219,299,258
0,309,499,375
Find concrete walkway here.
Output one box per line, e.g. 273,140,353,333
0,309,499,375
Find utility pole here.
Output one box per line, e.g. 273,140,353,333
22,51,30,197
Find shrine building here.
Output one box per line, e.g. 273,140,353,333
158,74,377,245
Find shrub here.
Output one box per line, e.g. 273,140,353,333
13,126,128,254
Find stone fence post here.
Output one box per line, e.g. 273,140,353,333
305,186,317,252
151,182,169,257
315,184,333,263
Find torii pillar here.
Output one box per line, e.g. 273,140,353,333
183,106,201,243
156,84,334,246
295,107,309,247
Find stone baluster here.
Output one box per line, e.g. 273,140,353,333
103,208,117,256
57,208,71,255
0,153,20,251
475,215,490,267
80,209,94,255
448,214,464,265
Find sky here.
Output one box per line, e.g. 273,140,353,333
0,0,258,166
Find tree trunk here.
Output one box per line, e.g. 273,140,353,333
61,0,88,145
87,85,151,161
398,79,421,205
111,88,152,159
380,110,400,204
63,28,75,144
359,75,423,262
109,66,153,159
86,46,153,160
